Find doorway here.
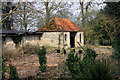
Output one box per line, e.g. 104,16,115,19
70,32,77,48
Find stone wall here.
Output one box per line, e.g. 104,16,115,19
3,35,41,50
39,32,59,47
75,32,84,47
39,32,70,48
2,31,84,50
3,36,16,50
22,35,41,46
59,32,70,49
39,32,84,48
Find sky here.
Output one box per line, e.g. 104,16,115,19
1,0,120,2
0,0,107,31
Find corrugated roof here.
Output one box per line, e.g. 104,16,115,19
0,30,26,34
37,17,83,32
0,30,43,34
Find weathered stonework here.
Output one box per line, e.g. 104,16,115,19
3,36,16,50
75,32,84,47
22,35,40,46
39,32,59,47
38,32,84,48
3,31,84,49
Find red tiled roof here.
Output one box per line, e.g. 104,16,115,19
37,17,83,32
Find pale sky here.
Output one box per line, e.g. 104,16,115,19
0,0,107,31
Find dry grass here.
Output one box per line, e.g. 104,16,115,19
5,51,65,78
2,49,21,61
22,44,39,54
3,45,118,79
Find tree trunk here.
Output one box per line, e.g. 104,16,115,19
45,2,50,24
80,2,85,27
23,2,27,31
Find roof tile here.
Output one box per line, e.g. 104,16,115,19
37,17,83,32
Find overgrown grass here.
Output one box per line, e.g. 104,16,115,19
45,46,56,50
3,49,20,61
23,43,39,54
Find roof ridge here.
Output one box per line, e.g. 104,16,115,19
37,17,83,32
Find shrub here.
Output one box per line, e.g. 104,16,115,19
66,52,82,78
57,49,60,53
71,49,75,53
84,48,97,59
36,46,47,72
113,52,119,59
112,37,120,59
66,49,113,79
52,62,71,78
9,64,19,80
2,55,7,79
78,50,82,54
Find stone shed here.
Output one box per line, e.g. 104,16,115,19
1,30,43,50
1,30,25,50
1,17,84,50
37,17,84,48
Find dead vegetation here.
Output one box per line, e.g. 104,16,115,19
3,45,118,79
2,49,21,61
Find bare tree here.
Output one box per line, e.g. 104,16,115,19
75,0,105,27
36,1,73,28
13,2,38,31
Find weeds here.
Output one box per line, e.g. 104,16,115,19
2,55,7,79
2,50,20,61
9,64,19,80
23,43,39,54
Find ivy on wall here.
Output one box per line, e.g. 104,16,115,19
11,36,22,45
2,36,6,43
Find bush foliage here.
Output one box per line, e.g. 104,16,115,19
36,46,47,72
84,48,97,60
66,48,113,80
78,50,82,54
9,64,19,80
2,55,7,79
112,37,120,59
